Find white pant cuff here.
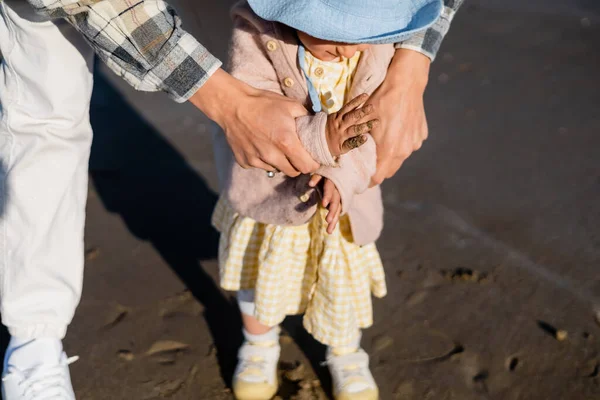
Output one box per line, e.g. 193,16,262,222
8,323,67,340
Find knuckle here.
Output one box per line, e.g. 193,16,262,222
299,166,312,175
236,154,251,169
398,146,412,159
278,138,292,151
247,156,262,168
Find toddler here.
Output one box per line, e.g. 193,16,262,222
212,0,442,399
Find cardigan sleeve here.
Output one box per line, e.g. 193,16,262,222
314,138,376,214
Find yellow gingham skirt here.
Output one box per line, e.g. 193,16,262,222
212,196,386,347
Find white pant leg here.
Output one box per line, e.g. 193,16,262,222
0,0,94,339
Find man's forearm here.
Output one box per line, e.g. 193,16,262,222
26,0,222,102
396,0,465,61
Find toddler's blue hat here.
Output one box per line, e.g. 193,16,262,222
247,0,443,44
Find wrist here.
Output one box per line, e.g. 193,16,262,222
388,48,431,92
189,69,253,127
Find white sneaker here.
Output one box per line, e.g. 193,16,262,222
326,348,379,400
2,338,78,400
232,339,280,400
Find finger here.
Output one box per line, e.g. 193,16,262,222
284,142,319,175
234,149,277,172
341,104,374,124
309,174,323,187
341,134,368,154
370,158,401,187
262,152,301,177
322,180,334,207
327,202,341,234
326,190,341,223
286,99,310,117
338,93,369,116
231,149,251,169
251,158,277,172
384,157,405,180
347,119,379,137
327,216,337,234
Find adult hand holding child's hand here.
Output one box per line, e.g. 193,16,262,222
325,93,379,157
191,69,319,177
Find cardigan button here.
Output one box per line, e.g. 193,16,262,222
299,193,310,203
283,77,295,88
314,67,324,77
266,40,277,52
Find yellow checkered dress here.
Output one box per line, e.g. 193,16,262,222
212,51,386,347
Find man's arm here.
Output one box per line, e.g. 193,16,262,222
27,0,319,175
396,0,465,61
26,0,221,103
367,0,465,185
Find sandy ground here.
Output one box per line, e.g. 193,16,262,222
2,1,600,399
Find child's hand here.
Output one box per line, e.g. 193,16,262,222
309,175,342,234
326,93,379,157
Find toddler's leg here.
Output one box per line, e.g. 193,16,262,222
234,290,280,400
326,331,379,400
238,290,273,335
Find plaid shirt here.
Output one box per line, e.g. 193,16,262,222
26,0,222,103
24,0,463,103
397,0,465,60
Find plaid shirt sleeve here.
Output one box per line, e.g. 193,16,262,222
396,0,465,61
26,0,222,103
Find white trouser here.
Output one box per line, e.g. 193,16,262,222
0,0,94,339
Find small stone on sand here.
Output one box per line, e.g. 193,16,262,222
372,334,394,352
284,362,306,382
556,330,568,341
85,247,100,261
117,350,134,361
103,304,130,329
145,340,190,356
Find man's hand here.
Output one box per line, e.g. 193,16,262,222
326,93,378,157
366,49,431,186
190,69,319,177
309,175,342,234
